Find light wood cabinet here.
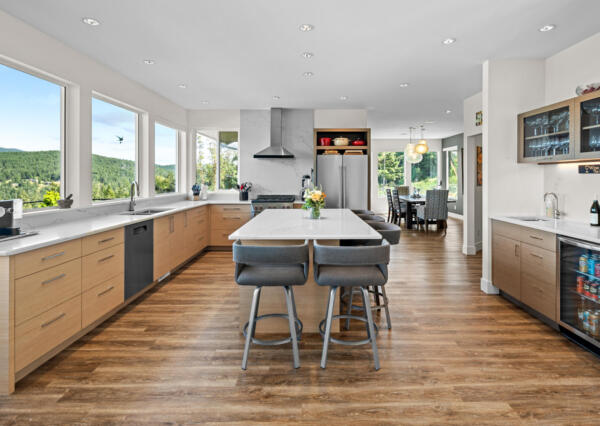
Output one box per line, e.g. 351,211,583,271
82,275,124,328
82,244,124,292
574,90,600,160
492,234,521,299
184,206,208,258
14,239,81,279
82,228,124,256
153,215,173,280
520,243,556,321
209,204,251,246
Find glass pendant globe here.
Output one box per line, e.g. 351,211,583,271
406,152,423,164
415,140,429,154
405,143,416,154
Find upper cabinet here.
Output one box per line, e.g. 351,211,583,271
518,91,600,164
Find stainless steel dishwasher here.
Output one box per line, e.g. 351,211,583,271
124,220,154,300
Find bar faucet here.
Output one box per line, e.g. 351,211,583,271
544,192,560,219
129,180,139,212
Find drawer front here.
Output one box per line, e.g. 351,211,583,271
82,228,124,256
82,275,124,328
492,234,521,299
210,228,234,246
14,239,82,279
520,243,557,320
210,213,251,230
15,258,82,326
521,228,556,252
492,220,523,242
187,206,208,220
82,244,124,292
210,204,250,215
15,295,82,372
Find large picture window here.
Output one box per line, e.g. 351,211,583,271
0,63,64,209
377,152,404,197
154,123,177,194
447,149,458,199
196,131,239,191
411,152,438,192
91,97,138,202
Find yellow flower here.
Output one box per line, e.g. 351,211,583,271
311,193,320,202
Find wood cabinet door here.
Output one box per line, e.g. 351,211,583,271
492,234,521,299
153,215,172,280
171,212,186,268
520,243,557,321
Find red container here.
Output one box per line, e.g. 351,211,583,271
320,137,332,146
352,140,366,146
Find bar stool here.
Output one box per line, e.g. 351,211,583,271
342,222,400,330
351,209,375,215
314,240,390,370
233,240,309,370
356,213,386,222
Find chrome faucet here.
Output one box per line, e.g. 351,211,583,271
129,180,139,212
544,192,560,219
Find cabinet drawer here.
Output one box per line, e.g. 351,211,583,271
82,275,124,328
15,258,82,326
15,295,81,372
82,243,124,292
14,239,82,279
82,228,124,256
210,213,251,230
520,243,556,320
210,204,250,215
187,206,207,220
521,228,556,252
210,228,234,246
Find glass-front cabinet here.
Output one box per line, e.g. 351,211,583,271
575,91,600,159
518,99,574,163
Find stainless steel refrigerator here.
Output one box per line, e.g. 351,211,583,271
316,155,368,209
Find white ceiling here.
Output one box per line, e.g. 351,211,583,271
1,0,599,138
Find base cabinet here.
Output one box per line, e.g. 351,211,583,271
209,204,251,246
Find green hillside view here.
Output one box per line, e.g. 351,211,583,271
0,149,175,208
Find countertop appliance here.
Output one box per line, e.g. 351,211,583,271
251,194,296,216
0,199,23,235
317,154,368,209
124,220,154,300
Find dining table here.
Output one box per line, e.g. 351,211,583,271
397,195,426,229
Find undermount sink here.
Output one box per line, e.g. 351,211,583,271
508,216,549,222
121,208,174,216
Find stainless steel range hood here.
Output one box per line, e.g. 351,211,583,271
253,108,295,158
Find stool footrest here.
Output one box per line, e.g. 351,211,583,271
243,313,303,346
318,314,379,346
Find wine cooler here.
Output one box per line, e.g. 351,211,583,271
559,236,600,350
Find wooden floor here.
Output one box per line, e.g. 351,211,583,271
2,219,600,424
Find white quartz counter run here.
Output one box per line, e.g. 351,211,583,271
0,199,250,256
229,208,382,241
492,216,600,245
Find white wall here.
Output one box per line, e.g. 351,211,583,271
187,109,240,130
0,10,187,208
542,33,600,222
481,59,546,293
463,92,483,255
315,109,368,128
239,109,314,196
370,138,442,214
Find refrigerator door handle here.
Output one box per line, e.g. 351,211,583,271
343,165,347,208
558,236,600,251
339,165,343,207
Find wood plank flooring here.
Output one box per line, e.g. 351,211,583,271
2,219,600,424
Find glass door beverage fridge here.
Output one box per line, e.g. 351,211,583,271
559,236,600,350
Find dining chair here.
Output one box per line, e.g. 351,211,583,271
391,189,408,226
415,189,449,235
385,188,394,222
396,185,410,196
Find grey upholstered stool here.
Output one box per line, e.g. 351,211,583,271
233,240,309,370
351,209,375,215
356,213,386,222
344,222,401,330
313,240,390,370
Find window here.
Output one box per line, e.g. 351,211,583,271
446,149,458,199
196,131,239,191
0,63,64,209
91,97,138,202
154,123,177,194
411,152,438,192
377,152,404,197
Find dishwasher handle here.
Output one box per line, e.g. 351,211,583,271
133,224,148,235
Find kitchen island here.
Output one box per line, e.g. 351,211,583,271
229,208,381,333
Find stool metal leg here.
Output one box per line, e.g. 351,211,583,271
320,286,338,369
381,285,392,330
284,286,300,369
290,285,301,341
251,286,261,338
345,286,353,330
374,285,381,307
361,287,380,371
242,286,262,370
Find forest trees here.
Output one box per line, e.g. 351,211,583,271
377,152,404,196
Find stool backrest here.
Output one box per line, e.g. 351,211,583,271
367,222,401,245
233,240,309,280
313,240,390,279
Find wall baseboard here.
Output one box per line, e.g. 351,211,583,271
462,241,482,255
480,277,499,294
448,212,463,220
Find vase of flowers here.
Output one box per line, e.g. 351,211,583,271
236,182,252,201
302,186,326,219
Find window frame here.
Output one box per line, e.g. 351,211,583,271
376,150,405,198
0,58,67,211
196,129,240,192
90,92,141,203
444,147,459,199
153,120,180,195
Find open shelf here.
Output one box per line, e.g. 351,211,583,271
582,124,600,131
316,146,368,150
570,289,600,306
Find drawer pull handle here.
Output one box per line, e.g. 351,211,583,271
98,254,115,263
530,253,543,259
41,273,66,285
99,237,115,244
224,207,240,211
41,251,65,261
97,286,115,297
529,235,543,241
41,313,66,328
227,217,241,220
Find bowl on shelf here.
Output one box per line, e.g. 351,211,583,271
319,137,332,146
576,83,600,96
333,137,349,146
351,139,366,146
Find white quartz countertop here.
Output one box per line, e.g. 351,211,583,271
0,199,250,256
229,208,382,241
492,216,600,245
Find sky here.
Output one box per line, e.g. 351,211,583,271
0,63,176,165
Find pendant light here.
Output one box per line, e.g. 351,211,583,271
405,126,416,155
406,127,423,164
415,125,429,154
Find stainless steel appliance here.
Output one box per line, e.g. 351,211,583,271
251,194,296,216
316,155,368,209
0,199,34,242
558,236,600,353
124,220,154,300
253,109,295,158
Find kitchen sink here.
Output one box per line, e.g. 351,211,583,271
508,216,549,222
121,208,174,216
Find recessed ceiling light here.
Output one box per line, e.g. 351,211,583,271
272,95,280,100
200,100,209,105
340,96,348,101
539,24,556,32
143,59,155,65
177,84,187,89
442,38,456,45
303,71,314,78
301,52,314,59
82,17,100,26
400,83,410,88
424,121,435,124
445,109,452,114
299,24,314,32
